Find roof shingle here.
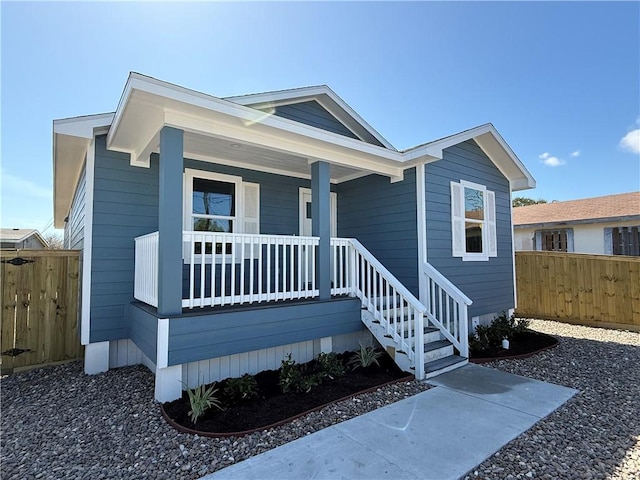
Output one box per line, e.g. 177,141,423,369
512,192,640,226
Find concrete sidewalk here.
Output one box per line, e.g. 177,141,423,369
202,364,578,480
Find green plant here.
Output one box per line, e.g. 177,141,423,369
278,354,322,393
346,343,383,370
183,382,223,424
316,352,345,380
469,312,531,354
223,373,258,403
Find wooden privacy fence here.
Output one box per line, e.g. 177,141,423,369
515,251,640,331
1,250,82,373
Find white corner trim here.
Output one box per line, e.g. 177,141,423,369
157,318,170,369
510,183,518,310
81,139,95,345
416,163,428,305
154,364,183,402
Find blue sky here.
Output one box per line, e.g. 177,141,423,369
1,1,639,236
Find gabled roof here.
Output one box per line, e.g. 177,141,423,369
224,85,395,150
0,228,49,247
513,192,640,227
53,73,537,227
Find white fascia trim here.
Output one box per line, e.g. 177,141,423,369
108,74,401,162
53,112,114,138
80,138,96,345
163,110,404,179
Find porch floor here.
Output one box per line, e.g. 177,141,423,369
202,364,577,480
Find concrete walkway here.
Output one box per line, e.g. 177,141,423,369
202,364,578,480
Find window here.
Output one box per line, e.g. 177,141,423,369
535,229,573,252
451,180,497,261
192,178,236,233
606,226,640,256
184,169,260,256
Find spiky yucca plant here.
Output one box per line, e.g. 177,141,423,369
183,382,223,424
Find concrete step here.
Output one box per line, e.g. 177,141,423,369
424,354,468,379
423,340,454,363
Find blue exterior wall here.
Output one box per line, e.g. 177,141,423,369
273,101,359,140
64,163,87,250
425,140,515,318
89,141,338,344
337,168,419,296
167,297,362,365
129,303,158,363
90,135,159,342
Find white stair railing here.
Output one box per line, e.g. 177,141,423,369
334,238,426,379
423,262,473,357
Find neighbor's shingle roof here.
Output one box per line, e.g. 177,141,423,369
0,228,39,242
513,192,640,226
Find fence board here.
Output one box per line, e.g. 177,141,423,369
1,250,82,373
515,251,640,331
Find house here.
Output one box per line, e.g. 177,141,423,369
52,73,535,402
0,228,49,249
513,192,640,256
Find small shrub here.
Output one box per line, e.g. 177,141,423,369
316,352,345,380
469,312,531,354
223,373,258,403
347,343,383,370
183,382,223,424
278,354,322,394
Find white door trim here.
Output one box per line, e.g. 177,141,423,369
298,187,337,237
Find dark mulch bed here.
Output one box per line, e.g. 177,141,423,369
470,330,558,362
162,351,410,435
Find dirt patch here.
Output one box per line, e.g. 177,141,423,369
470,330,558,363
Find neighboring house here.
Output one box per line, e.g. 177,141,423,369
0,228,49,249
52,73,535,401
513,192,640,256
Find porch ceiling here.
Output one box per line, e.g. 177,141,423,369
182,132,363,182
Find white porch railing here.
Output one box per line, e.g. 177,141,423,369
134,232,469,374
423,262,472,357
134,232,159,308
182,232,319,308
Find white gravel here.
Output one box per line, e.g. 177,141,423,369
2,319,638,479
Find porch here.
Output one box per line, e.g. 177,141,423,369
134,230,472,384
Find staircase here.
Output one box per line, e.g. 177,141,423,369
341,239,472,379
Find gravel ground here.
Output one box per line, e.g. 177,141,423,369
0,360,429,479
2,319,638,479
464,319,640,480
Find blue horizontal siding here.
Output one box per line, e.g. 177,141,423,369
89,135,159,343
425,139,515,318
167,297,361,365
129,303,158,364
273,101,359,140
337,168,419,296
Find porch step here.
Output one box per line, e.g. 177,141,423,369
423,339,454,363
424,354,468,379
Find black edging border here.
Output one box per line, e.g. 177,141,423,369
470,334,559,364
160,375,414,438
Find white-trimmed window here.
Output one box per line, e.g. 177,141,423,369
184,169,260,254
451,180,497,261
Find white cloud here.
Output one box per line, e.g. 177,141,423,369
538,152,565,167
619,129,640,154
570,150,580,157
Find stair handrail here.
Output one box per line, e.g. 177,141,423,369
346,238,426,378
422,262,472,357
